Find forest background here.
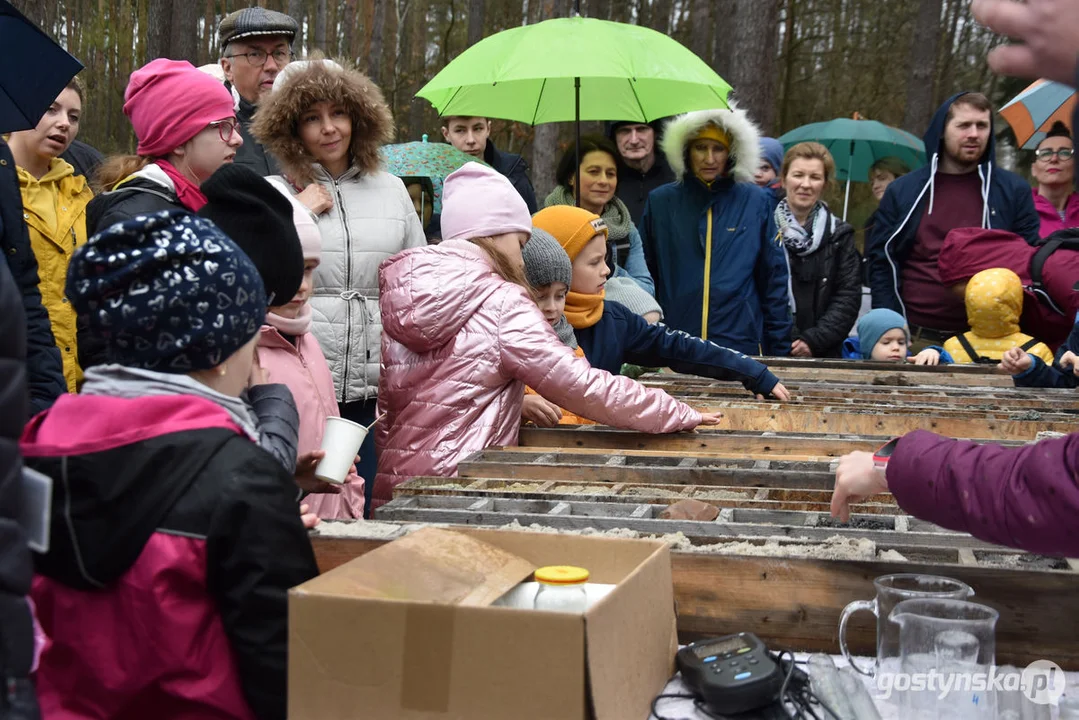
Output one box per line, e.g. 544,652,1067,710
13,0,1030,237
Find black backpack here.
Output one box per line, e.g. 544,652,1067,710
1029,228,1079,315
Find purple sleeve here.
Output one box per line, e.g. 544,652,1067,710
888,430,1079,556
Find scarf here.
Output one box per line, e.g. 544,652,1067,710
80,364,261,442
544,185,634,267
565,288,605,329
156,159,208,212
266,302,312,336
775,199,828,257
553,314,578,349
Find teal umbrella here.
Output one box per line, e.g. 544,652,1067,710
778,119,927,219
380,135,482,214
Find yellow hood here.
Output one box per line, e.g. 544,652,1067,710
964,268,1023,339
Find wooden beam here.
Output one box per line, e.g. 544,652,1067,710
517,427,890,455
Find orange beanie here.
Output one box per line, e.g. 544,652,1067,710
531,206,608,261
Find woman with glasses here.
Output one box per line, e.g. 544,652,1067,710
1031,122,1079,237
86,59,243,233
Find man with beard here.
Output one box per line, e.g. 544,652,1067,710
865,92,1039,348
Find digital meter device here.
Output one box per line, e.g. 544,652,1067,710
676,632,787,715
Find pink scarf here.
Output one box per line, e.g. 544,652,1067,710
156,159,208,212
266,302,312,336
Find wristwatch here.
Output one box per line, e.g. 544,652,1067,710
872,438,899,473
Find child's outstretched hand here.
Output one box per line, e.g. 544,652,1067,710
1059,350,1079,377
521,395,563,427
756,382,791,402
999,347,1033,375
696,411,724,426
908,348,941,366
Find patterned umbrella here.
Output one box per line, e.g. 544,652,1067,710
1000,79,1075,151
379,136,484,214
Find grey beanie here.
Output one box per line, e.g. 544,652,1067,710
523,228,573,289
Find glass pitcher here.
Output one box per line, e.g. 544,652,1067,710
839,573,974,676
888,598,999,720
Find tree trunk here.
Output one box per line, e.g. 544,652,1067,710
170,0,199,64
467,0,485,46
711,0,736,79
649,0,671,33
343,0,358,57
901,0,943,135
530,0,571,199
146,0,171,61
367,0,386,85
287,0,305,47
729,0,779,134
688,0,711,64
407,0,430,140
314,0,327,52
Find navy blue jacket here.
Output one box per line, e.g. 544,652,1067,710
866,92,1040,314
484,140,537,214
1014,320,1079,389
0,139,65,416
640,176,792,356
575,300,780,395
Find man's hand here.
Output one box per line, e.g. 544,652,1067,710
296,183,334,215
757,382,791,402
521,394,563,427
831,451,890,523
294,450,344,495
790,339,813,358
909,348,941,366
999,347,1033,375
973,0,1079,85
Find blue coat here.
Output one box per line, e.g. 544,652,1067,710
1013,320,1079,388
866,92,1041,314
640,176,792,356
575,300,780,395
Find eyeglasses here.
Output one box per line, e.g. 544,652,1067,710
208,118,239,143
1035,147,1075,161
224,49,295,67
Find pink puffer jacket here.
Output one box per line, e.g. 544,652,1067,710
374,239,702,509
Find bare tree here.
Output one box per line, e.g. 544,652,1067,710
287,0,305,49
467,0,485,45
902,0,944,135
315,0,328,51
688,0,711,64
146,0,172,61
367,0,387,83
728,0,779,134
531,0,571,198
711,0,736,78
170,0,200,64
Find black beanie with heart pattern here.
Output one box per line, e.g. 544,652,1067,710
67,209,268,373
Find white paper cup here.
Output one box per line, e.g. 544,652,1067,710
314,417,368,484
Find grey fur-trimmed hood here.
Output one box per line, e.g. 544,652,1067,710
660,106,762,184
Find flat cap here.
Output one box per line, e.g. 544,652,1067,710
218,7,298,48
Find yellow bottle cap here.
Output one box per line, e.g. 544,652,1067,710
535,565,590,585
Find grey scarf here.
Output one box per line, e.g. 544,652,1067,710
543,185,634,242
775,199,829,257
80,365,261,442
553,315,579,349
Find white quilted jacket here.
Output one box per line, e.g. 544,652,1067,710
274,164,426,403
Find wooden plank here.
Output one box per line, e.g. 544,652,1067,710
757,357,1004,374
309,534,1079,670
517,427,890,455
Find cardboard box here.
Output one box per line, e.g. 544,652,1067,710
289,527,677,719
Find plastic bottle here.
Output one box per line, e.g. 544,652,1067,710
533,566,589,612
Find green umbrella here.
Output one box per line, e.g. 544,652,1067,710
380,136,483,214
417,16,730,124
778,118,927,220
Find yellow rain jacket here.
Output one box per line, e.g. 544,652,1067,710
943,268,1054,365
18,158,92,391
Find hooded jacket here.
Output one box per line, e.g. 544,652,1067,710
253,61,427,405
639,108,792,356
1013,317,1079,389
22,391,318,720
942,268,1054,365
232,90,281,177
375,239,702,509
483,139,538,214
85,162,184,237
886,430,1079,557
18,158,92,392
0,138,64,416
258,324,365,518
1033,188,1079,239
866,93,1041,315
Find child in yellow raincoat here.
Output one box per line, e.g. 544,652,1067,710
943,268,1054,365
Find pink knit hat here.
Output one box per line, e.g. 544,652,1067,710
268,179,321,262
440,162,532,242
123,59,236,157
